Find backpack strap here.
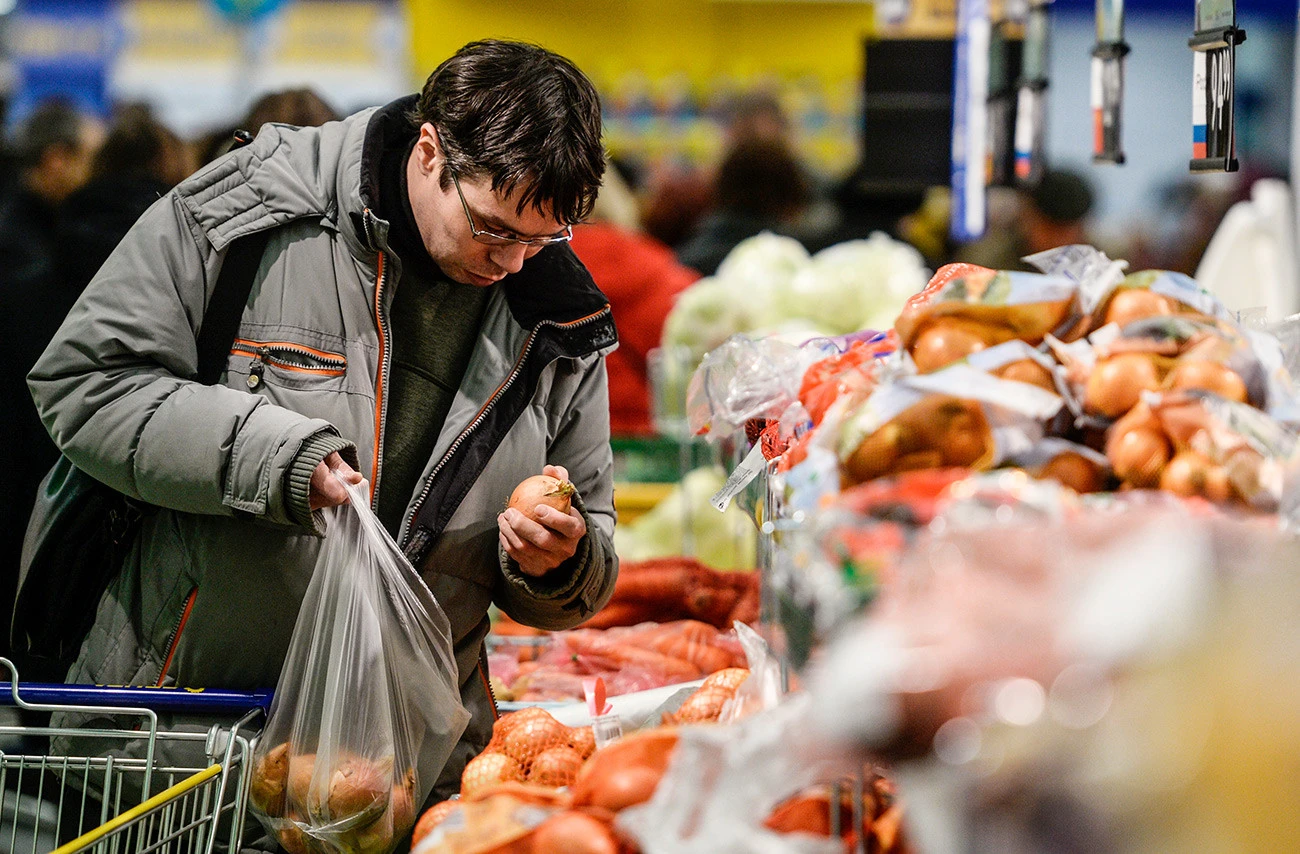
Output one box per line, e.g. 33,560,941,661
196,228,273,384
195,127,269,385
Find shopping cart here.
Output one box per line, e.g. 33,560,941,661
0,657,271,854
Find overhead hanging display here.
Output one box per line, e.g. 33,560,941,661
1091,0,1128,164
1189,0,1245,173
1015,0,1051,183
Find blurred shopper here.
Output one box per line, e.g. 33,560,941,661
676,137,811,275
27,40,616,833
58,104,197,295
0,98,103,657
959,168,1096,271
197,87,340,165
570,164,702,436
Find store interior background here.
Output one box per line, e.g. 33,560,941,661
3,0,1297,262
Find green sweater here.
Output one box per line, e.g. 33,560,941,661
377,273,491,533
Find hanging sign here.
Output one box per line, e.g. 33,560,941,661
1189,0,1245,173
951,0,991,242
1091,0,1128,165
1013,0,1050,184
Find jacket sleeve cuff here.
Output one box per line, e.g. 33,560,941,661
285,431,357,534
498,492,614,623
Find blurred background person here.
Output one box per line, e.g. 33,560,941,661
569,163,702,437
958,168,1096,271
676,137,811,276
0,98,104,656
57,103,197,296
196,86,340,165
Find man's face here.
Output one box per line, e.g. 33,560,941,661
406,123,564,287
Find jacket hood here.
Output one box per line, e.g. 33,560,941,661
175,105,377,257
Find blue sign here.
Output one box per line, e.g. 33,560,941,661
9,0,119,126
210,0,289,24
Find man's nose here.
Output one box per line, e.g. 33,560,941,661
491,242,530,274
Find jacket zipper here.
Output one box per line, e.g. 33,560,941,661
231,340,347,377
232,338,347,367
400,306,612,559
370,243,389,505
478,660,500,722
156,587,198,687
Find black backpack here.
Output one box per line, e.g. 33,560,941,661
10,218,273,682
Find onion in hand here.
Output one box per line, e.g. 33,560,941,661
508,475,576,523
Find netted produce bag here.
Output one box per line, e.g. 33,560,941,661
250,477,470,854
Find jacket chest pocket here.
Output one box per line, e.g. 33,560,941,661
230,337,348,391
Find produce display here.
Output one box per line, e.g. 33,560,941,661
661,231,929,369
488,618,748,703
613,467,759,571
581,557,759,630
441,240,1300,854
706,246,1300,518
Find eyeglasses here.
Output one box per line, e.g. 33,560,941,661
448,169,573,247
429,126,571,251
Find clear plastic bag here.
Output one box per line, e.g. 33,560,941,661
250,477,470,854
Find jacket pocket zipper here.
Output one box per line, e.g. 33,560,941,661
156,587,198,687
478,659,500,722
231,338,347,387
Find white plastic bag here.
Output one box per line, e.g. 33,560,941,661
249,477,470,854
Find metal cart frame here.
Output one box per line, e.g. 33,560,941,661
0,658,269,854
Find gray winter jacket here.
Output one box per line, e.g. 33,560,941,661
27,98,619,796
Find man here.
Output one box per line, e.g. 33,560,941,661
27,39,617,821
0,98,103,658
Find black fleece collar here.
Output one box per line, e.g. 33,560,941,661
357,97,615,355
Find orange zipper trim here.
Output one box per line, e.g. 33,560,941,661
156,587,198,687
370,251,387,498
231,337,346,363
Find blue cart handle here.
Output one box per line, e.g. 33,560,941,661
0,682,273,714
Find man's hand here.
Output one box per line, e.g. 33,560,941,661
498,464,587,577
309,451,365,510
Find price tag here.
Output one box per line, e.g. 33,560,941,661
710,444,767,513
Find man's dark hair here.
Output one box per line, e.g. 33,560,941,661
10,98,89,169
409,40,605,225
716,138,809,219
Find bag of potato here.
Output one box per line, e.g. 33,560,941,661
250,476,470,854
895,263,1079,373
836,365,1064,486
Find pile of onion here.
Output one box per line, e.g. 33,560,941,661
460,708,596,798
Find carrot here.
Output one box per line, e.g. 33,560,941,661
685,585,740,627
561,634,701,682
650,635,734,674
728,580,761,627
579,602,665,629
608,563,698,603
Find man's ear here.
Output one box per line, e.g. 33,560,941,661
413,122,439,176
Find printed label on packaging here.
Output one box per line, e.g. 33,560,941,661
710,443,768,513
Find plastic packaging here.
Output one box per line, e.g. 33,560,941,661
894,263,1079,372
835,365,1063,487
686,334,828,438
502,620,748,704
250,477,469,854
